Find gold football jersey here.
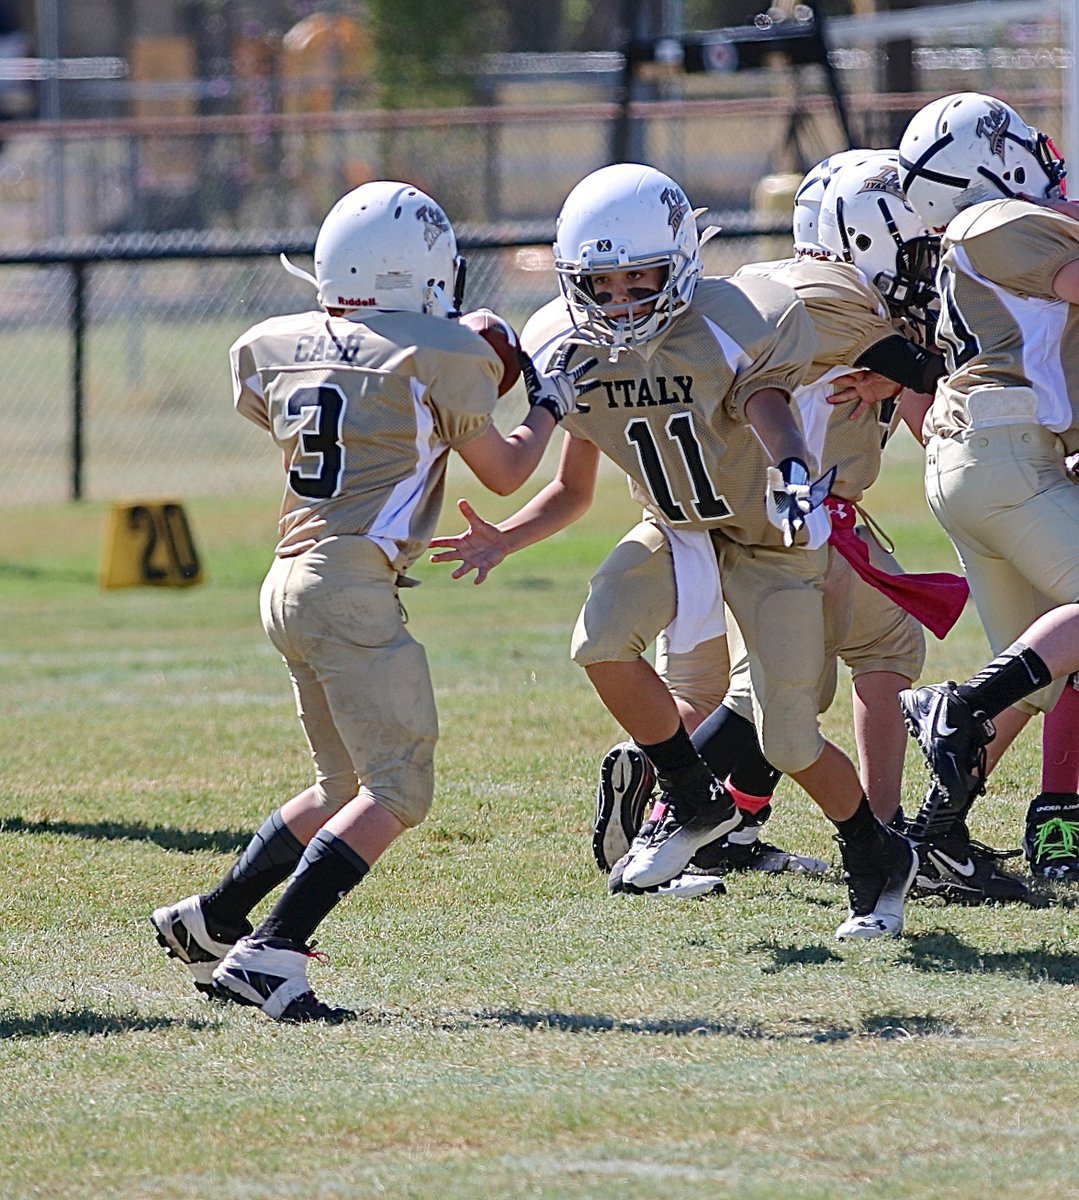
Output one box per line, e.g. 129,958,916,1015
232,309,501,565
736,256,900,502
927,198,1079,449
522,274,816,547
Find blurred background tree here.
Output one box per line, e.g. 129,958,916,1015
369,0,501,106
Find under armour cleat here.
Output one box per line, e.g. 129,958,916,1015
835,825,918,940
621,785,742,891
151,895,252,996
608,819,658,894
1025,793,1079,881
913,826,1029,904
212,936,356,1023
899,682,995,812
592,741,656,872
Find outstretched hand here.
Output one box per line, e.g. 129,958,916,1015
828,370,902,420
428,498,507,584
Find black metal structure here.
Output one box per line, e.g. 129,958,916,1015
613,2,858,169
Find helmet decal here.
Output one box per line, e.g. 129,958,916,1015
975,102,1011,161
660,186,689,236
415,203,450,248
859,165,904,198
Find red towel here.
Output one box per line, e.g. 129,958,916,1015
825,497,969,639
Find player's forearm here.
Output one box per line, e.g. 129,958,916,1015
744,387,806,466
856,334,945,395
495,480,592,553
482,408,559,495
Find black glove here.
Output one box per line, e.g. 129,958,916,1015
520,343,600,421
765,457,836,546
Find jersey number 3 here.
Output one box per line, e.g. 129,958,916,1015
286,384,347,500
626,413,732,523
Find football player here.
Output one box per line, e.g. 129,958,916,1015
611,152,1020,905
895,92,1079,881
151,181,585,1020
430,163,918,940
596,149,948,893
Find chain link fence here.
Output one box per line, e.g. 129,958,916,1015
1,230,783,507
0,0,1067,508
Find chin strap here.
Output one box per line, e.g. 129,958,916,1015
280,253,319,293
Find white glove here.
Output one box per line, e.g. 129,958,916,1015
766,457,823,547
521,343,599,421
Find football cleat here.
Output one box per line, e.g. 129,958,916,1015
690,806,829,876
608,819,657,894
612,871,727,899
212,936,356,1023
1025,793,1079,881
835,826,918,940
621,786,742,891
592,741,656,872
899,682,995,813
151,895,252,996
913,826,1029,904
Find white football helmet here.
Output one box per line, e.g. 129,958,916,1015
553,163,705,355
282,181,464,317
899,92,1066,230
792,149,880,254
818,151,940,342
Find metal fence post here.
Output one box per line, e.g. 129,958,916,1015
71,259,85,502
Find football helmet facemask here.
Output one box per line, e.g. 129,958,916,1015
282,181,465,318
818,151,941,344
899,92,1066,231
553,163,707,357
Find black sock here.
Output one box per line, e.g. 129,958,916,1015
640,724,727,819
256,829,370,946
691,705,757,777
956,641,1053,719
202,809,304,933
638,724,700,776
727,738,782,798
833,795,882,846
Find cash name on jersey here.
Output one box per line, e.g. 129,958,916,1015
294,333,362,364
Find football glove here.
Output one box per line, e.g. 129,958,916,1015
521,343,599,421
765,457,836,546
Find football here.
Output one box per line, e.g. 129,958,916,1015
459,308,522,396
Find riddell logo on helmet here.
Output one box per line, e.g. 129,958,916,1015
337,295,378,307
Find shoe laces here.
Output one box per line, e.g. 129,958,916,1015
966,837,1022,863
304,940,331,965
967,741,988,796
1030,817,1079,863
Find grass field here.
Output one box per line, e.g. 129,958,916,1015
2,448,1077,1200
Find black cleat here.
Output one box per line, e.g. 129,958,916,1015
914,825,1029,904
899,682,995,812
690,806,828,876
592,742,655,872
